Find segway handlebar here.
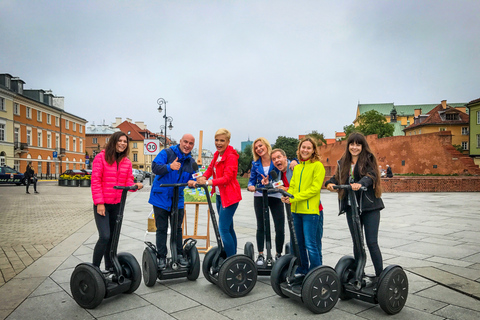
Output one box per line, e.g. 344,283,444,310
333,185,367,191
159,183,189,187
114,185,139,190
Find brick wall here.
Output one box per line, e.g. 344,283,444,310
381,176,480,192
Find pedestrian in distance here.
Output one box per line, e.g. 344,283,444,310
91,131,143,273
196,128,242,257
281,137,325,275
386,164,393,178
325,132,385,277
24,161,38,194
149,134,198,270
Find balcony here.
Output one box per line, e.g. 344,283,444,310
14,142,28,154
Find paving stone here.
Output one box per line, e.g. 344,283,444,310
433,304,480,320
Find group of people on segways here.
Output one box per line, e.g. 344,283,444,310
71,127,407,314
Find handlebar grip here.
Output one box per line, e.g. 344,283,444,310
159,183,189,187
332,185,367,191
114,185,139,190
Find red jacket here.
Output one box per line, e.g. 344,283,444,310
204,145,242,208
91,150,136,205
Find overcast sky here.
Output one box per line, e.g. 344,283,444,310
1,0,479,152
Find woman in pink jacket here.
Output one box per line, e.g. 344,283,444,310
91,131,143,271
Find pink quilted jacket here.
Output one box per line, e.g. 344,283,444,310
91,150,135,205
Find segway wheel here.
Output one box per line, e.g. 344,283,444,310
202,247,217,284
118,252,142,293
186,246,200,281
334,256,355,300
244,242,255,260
302,266,340,314
218,255,257,298
377,266,408,315
142,247,158,287
70,264,105,309
270,254,294,298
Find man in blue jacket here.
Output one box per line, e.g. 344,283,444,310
149,133,196,269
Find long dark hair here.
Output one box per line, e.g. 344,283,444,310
104,131,129,165
336,132,382,198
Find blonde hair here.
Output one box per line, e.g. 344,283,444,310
296,136,321,162
252,137,272,161
215,128,231,140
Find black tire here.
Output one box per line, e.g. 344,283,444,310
335,256,355,300
244,242,254,260
142,247,158,287
70,264,105,309
378,266,408,315
218,255,257,298
118,252,142,294
186,246,200,281
270,254,294,298
202,247,217,284
302,266,340,314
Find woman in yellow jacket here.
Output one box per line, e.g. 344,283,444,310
282,136,325,275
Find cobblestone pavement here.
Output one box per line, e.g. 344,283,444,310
0,181,94,286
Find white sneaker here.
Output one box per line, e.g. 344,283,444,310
256,254,265,266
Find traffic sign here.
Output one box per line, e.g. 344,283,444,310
144,139,160,155
53,151,58,158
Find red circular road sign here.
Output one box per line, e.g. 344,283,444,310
146,141,158,153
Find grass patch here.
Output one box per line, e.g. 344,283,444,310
237,176,249,188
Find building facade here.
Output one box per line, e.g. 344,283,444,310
0,73,87,177
466,98,480,165
85,123,120,168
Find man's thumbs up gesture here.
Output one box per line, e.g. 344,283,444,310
170,157,181,171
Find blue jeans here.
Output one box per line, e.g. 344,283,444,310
216,195,238,257
292,212,320,274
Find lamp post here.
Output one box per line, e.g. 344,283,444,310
157,98,174,148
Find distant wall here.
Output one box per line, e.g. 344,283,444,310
381,176,480,192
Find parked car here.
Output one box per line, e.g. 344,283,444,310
0,166,26,185
60,170,86,177
142,170,152,178
132,169,144,182
81,169,92,175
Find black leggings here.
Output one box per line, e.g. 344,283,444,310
346,209,383,276
26,177,37,192
93,203,120,269
254,196,285,254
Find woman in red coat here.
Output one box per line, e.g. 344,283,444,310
91,131,143,271
197,128,242,257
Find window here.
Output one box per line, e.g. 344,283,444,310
439,127,447,131
477,134,480,148
462,127,469,135
133,153,138,162
92,137,98,144
14,160,19,171
80,139,83,153
133,142,137,148
445,113,459,121
27,129,32,145
37,131,42,147
66,137,69,150
462,141,468,150
73,122,76,132
37,110,42,122
418,129,421,134
79,125,83,133
26,107,31,119
73,138,76,152
47,114,51,124
56,134,60,148
14,127,19,143
106,138,109,143
0,124,5,141
14,103,20,115
0,97,4,111
0,154,4,166
65,120,69,130
47,133,51,148
55,116,59,127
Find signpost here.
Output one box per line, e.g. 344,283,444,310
144,139,160,156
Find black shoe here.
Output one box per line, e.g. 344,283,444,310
26,191,30,194
275,253,282,260
256,254,265,266
177,254,188,267
34,191,39,194
158,257,166,270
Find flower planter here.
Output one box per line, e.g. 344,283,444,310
79,180,91,187
58,179,68,186
67,179,79,187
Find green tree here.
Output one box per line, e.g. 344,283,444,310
305,130,327,145
272,136,299,159
343,110,394,139
237,146,253,176
343,124,357,139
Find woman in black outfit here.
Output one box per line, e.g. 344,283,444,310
325,132,384,277
25,162,38,194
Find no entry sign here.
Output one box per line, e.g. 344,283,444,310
144,139,160,155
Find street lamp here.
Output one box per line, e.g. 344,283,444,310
157,98,174,148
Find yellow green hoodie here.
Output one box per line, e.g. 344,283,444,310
287,159,325,214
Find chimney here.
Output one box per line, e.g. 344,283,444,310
414,108,422,117
441,100,447,109
126,118,132,123
135,121,146,130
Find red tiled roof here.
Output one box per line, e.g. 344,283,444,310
116,121,146,141
467,97,480,105
404,103,469,130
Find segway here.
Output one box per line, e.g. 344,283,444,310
270,189,340,314
333,185,408,315
199,184,258,298
70,185,142,309
244,183,288,276
142,182,200,286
